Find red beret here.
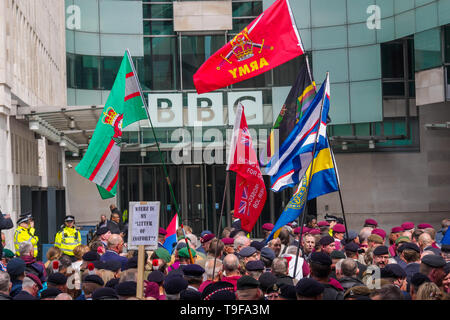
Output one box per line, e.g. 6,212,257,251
159,227,167,236
401,222,414,230
201,233,216,243
317,221,330,227
418,223,433,229
391,226,404,233
262,223,274,231
309,229,320,235
294,227,301,235
333,224,346,233
365,219,378,226
371,228,386,239
221,237,234,245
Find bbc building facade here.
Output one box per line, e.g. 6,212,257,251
11,0,450,241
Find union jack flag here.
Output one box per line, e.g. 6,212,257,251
238,186,249,215
240,128,250,146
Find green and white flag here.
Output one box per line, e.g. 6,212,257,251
75,51,147,199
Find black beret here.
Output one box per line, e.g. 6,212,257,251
125,256,138,270
147,270,165,283
424,247,442,256
84,275,104,286
182,264,205,277
310,252,332,266
441,244,450,253
444,263,450,275
344,242,360,253
6,258,26,276
104,260,122,272
410,273,431,288
105,278,119,289
422,254,446,268
279,284,297,300
40,287,62,299
116,281,137,296
180,288,202,300
163,276,188,294
381,264,407,279
295,278,324,297
245,260,265,271
82,251,100,262
373,245,389,256
96,227,109,236
201,281,235,300
258,272,277,293
92,260,106,270
92,287,119,300
319,236,335,246
47,272,67,285
398,242,420,253
237,275,260,290
250,240,265,251
330,250,346,259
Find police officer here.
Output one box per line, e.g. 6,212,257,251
54,215,81,261
14,213,38,258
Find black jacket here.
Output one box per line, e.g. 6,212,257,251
106,220,124,235
322,284,344,300
12,291,37,300
0,213,13,256
339,276,365,291
0,292,12,300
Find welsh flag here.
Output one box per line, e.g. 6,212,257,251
76,51,148,199
227,104,267,232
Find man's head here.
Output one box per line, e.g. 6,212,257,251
364,219,378,229
332,224,346,240
0,271,11,295
107,234,124,254
418,233,433,250
158,227,167,245
223,253,240,276
420,254,446,287
302,234,315,254
399,243,421,263
411,229,424,244
22,276,39,297
110,212,121,224
18,242,34,257
47,272,68,293
370,284,404,300
309,252,332,281
367,234,384,248
372,246,389,268
100,214,107,222
295,278,324,300
234,236,251,253
239,246,259,264
271,257,288,276
261,223,274,239
319,236,336,255
207,239,224,258
204,258,223,281
236,276,263,300
201,233,216,252
64,215,75,228
268,238,282,257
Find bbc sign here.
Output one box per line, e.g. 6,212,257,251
147,91,263,127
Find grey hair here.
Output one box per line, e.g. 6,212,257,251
234,236,250,250
0,271,11,292
223,253,239,272
341,258,358,277
22,277,36,289
272,257,288,275
18,242,33,256
165,293,180,300
286,245,301,255
204,258,222,280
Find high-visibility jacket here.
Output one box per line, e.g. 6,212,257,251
54,226,81,256
14,226,39,258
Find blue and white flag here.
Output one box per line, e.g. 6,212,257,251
265,73,331,192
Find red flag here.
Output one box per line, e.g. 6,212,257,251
227,104,267,233
193,0,304,94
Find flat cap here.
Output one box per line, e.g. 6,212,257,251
365,219,378,226
262,223,274,231
116,281,137,296
381,264,406,279
237,275,260,290
6,258,26,276
104,260,122,272
260,247,275,261
158,227,167,236
163,276,188,294
40,288,62,299
373,245,389,256
239,246,257,258
155,247,171,263
398,242,420,253
92,287,119,300
310,252,332,266
279,284,297,300
344,242,360,253
47,272,67,285
180,288,202,300
410,273,430,288
317,221,330,227
371,229,386,240
96,227,109,236
82,251,100,262
333,224,346,233
250,240,265,251
222,237,235,245
395,236,410,245
64,215,75,222
201,233,215,243
421,254,446,268
84,275,104,286
319,235,335,246
178,247,196,259
295,278,324,297
245,260,265,271
182,264,205,277
147,270,165,283
330,250,346,259
401,222,414,230
391,226,404,233
201,281,235,300
418,223,433,229
258,272,278,293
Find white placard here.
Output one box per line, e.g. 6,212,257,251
128,201,160,250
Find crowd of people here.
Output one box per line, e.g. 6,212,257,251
0,206,449,301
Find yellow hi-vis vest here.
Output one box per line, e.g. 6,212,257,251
14,226,39,258
54,226,81,256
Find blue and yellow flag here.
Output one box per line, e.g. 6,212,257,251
266,138,339,242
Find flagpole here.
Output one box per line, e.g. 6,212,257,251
327,136,349,240
125,49,194,263
292,73,328,278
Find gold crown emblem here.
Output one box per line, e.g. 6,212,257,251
230,30,254,62
102,107,119,126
